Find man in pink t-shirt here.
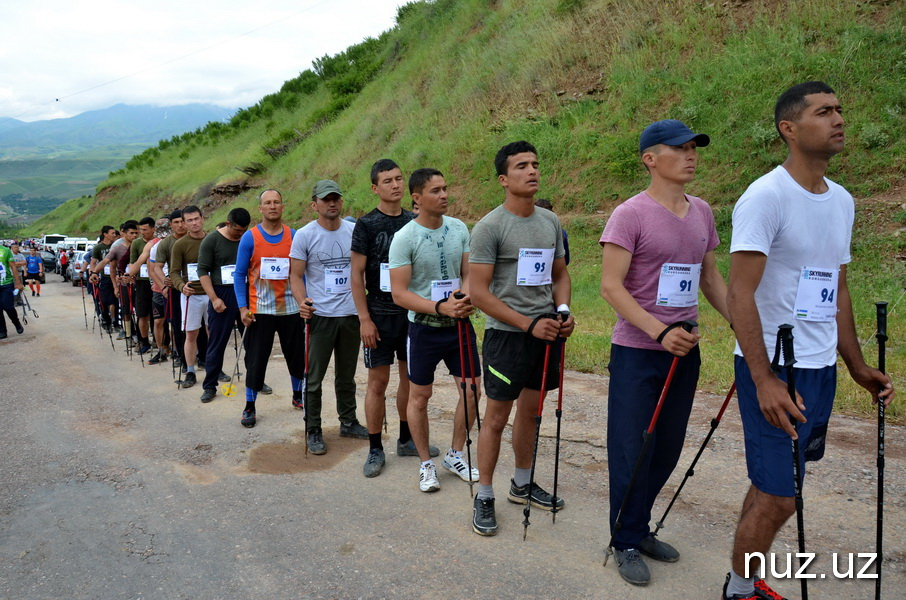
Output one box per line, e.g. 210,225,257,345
599,120,730,586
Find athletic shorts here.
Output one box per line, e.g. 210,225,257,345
134,280,152,318
180,292,210,332
735,355,836,497
406,321,480,386
363,311,408,369
26,272,41,282
99,277,116,308
482,326,561,402
151,291,166,320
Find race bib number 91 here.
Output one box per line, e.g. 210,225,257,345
656,263,701,307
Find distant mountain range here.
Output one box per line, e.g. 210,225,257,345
0,103,236,222
0,103,236,158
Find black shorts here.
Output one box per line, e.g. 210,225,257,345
152,291,166,320
482,327,561,401
134,280,152,318
406,320,480,386
99,277,116,308
26,272,41,282
363,311,408,369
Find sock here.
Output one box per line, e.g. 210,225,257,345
186,365,196,373
291,375,303,392
477,484,494,500
513,467,532,488
725,570,754,598
292,390,302,400
244,401,255,412
447,448,462,459
369,432,383,451
36,284,41,293
245,388,258,402
420,459,433,469
399,421,411,444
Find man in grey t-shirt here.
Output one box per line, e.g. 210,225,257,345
468,141,575,536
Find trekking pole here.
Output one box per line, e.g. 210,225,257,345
773,323,808,600
460,299,481,432
551,310,569,524
121,286,132,360
220,327,249,397
523,314,567,540
80,278,88,328
128,284,144,367
23,294,38,320
177,292,189,388
303,300,313,457
166,290,176,379
454,292,476,497
654,382,736,536
875,301,887,600
97,284,115,350
604,319,697,565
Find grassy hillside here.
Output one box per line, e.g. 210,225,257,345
28,0,906,417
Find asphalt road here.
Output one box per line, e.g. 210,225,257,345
0,279,903,599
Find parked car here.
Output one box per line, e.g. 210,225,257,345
68,251,90,287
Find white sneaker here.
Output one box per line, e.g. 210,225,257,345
419,462,440,493
443,453,480,482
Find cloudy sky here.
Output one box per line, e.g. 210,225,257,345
0,0,403,122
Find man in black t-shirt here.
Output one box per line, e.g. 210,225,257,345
350,159,439,478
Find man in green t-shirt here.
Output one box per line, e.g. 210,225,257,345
0,244,25,338
130,217,157,353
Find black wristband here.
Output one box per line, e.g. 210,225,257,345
526,315,545,337
435,297,448,315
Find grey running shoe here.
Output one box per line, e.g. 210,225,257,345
506,479,564,511
308,429,326,455
260,384,273,395
200,388,216,403
396,438,440,457
363,449,385,478
472,496,498,536
218,371,231,383
340,420,369,439
639,534,679,562
614,548,650,586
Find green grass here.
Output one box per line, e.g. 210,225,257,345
24,0,905,419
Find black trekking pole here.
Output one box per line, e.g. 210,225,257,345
303,301,313,457
461,303,481,432
120,286,132,360
128,284,145,367
875,301,887,600
454,292,476,497
220,327,249,397
80,278,88,328
654,382,736,536
167,291,177,381
773,323,808,600
176,293,189,388
523,326,554,541
551,329,567,524
97,283,115,350
604,319,696,565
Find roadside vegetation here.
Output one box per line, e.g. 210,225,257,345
26,0,906,418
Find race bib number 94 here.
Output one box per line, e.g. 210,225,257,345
794,266,839,322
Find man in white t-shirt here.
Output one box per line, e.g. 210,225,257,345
290,180,365,454
723,81,894,600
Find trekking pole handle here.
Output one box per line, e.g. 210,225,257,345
876,302,888,345
681,319,696,333
778,323,796,369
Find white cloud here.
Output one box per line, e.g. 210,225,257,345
0,0,403,121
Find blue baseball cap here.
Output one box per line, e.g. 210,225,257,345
639,119,710,153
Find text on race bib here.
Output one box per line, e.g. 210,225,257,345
139,264,149,278
187,263,200,282
516,248,554,286
103,265,111,275
379,263,391,293
656,263,702,307
260,257,289,280
794,266,839,322
325,266,351,294
430,278,460,301
220,264,236,282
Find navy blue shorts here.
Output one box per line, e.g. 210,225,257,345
406,320,480,386
735,355,836,497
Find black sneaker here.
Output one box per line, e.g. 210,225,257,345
182,372,197,388
260,384,273,395
363,448,385,478
472,496,498,536
614,548,650,586
241,408,256,428
196,359,206,371
721,573,760,600
307,429,326,455
639,534,679,562
15,323,24,334
506,479,564,511
138,343,152,355
148,351,167,365
200,388,216,403
340,420,369,439
397,438,440,457
291,396,304,410
218,371,231,383
0,332,6,340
